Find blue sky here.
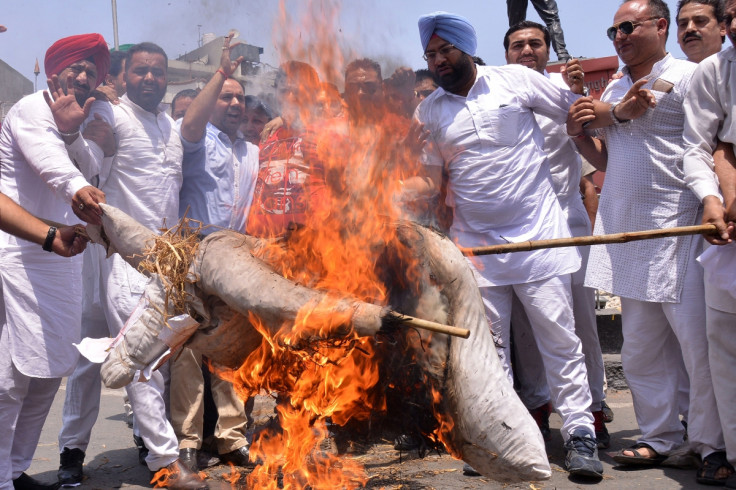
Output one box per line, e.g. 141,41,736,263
1,0,689,89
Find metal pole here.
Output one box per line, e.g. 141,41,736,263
111,0,119,50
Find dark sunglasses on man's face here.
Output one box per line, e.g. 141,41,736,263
606,17,658,41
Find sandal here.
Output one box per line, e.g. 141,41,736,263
613,442,666,466
697,451,734,486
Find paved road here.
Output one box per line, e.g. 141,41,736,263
25,383,711,489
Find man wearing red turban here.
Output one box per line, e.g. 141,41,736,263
0,34,110,490
44,33,110,109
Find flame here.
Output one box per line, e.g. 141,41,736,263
212,1,457,487
150,465,207,489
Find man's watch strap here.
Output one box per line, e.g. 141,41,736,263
42,226,57,252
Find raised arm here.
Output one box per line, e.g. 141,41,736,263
180,34,243,143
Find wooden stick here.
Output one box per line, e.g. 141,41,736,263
391,312,471,339
461,224,718,256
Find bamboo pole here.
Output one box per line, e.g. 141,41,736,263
390,312,471,339
461,224,718,257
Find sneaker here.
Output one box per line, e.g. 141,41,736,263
600,400,614,423
593,410,611,449
57,447,85,487
564,429,604,479
529,403,552,443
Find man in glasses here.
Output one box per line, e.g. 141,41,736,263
676,0,726,63
682,0,736,485
502,19,610,454
410,11,603,480
567,0,726,481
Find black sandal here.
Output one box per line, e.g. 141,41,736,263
697,451,734,486
613,442,666,466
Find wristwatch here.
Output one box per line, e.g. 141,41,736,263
609,103,630,125
42,226,57,252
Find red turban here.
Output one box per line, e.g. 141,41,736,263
44,33,110,88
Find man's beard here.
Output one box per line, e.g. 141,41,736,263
432,55,474,94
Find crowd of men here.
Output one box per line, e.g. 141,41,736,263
0,0,735,488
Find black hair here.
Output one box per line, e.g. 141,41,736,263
504,20,551,51
624,0,671,40
124,42,168,71
345,58,382,81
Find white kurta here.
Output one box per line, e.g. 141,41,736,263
585,54,700,303
682,47,736,466
683,45,736,315
59,95,184,469
417,64,580,287
0,91,90,378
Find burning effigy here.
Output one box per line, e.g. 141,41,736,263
89,200,550,486
86,1,551,486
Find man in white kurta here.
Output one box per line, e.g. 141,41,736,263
414,11,602,479
0,34,110,489
682,16,736,482
502,20,609,448
568,0,724,473
56,43,203,489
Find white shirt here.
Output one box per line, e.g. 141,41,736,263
683,46,736,202
539,71,590,232
0,91,90,377
585,54,700,303
104,95,183,230
683,46,736,313
417,64,580,286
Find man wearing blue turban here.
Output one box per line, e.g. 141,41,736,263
408,10,604,482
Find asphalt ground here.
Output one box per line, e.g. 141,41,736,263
20,380,717,489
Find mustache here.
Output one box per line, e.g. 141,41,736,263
683,32,702,42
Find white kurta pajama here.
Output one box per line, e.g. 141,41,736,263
682,46,736,467
58,94,184,471
511,71,606,413
0,91,94,487
585,54,723,457
417,64,595,440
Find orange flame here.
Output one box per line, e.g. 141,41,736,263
213,1,458,487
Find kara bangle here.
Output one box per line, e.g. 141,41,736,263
59,129,80,138
42,226,57,252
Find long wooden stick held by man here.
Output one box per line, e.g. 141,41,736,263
461,224,718,256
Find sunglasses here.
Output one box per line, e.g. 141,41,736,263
606,17,659,41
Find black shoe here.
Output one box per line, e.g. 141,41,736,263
197,449,221,469
13,473,60,490
133,434,148,466
179,448,199,472
57,447,84,487
600,400,614,423
220,446,253,467
564,429,604,479
150,460,208,490
393,433,420,451
462,463,481,476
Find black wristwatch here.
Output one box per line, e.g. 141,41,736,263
42,226,57,252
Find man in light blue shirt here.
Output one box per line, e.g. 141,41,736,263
171,36,259,472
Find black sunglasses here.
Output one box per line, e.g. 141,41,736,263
606,17,658,41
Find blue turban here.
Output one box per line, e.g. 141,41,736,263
418,11,477,56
